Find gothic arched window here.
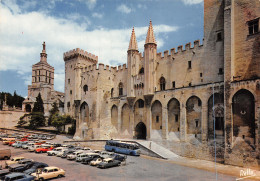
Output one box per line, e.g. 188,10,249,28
159,77,166,91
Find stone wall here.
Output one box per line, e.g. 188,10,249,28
0,110,25,128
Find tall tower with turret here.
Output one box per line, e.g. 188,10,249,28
127,27,139,98
144,21,157,97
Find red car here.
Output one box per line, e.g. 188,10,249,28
8,141,16,146
35,147,54,153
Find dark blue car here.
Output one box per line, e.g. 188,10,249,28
4,173,35,181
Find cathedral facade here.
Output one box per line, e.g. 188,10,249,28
64,0,260,167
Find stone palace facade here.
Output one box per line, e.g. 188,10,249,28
63,0,260,167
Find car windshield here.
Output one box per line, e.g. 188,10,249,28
43,169,48,173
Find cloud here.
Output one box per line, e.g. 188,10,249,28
0,2,178,93
137,4,147,9
181,0,203,5
92,12,103,19
77,0,97,10
116,4,132,14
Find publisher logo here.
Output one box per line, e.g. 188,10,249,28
236,168,256,180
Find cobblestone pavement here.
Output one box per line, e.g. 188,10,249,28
0,143,244,181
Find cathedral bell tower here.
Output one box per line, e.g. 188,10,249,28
144,20,157,101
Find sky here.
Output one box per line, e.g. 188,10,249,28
0,0,204,97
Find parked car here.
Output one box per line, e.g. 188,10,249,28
23,143,35,150
8,161,34,172
12,141,22,148
67,150,84,160
56,149,68,157
90,157,104,166
28,145,41,152
81,155,102,165
112,154,127,162
35,147,53,153
6,157,25,167
31,166,65,180
97,159,121,169
0,169,10,180
24,162,48,175
76,153,99,162
61,150,75,158
0,149,11,160
53,143,62,148
3,172,35,181
47,147,67,156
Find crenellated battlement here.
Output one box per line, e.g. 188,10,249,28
63,48,98,63
156,39,203,59
82,62,128,75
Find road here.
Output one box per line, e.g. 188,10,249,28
0,143,242,181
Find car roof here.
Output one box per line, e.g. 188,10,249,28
13,157,25,159
103,158,113,161
5,172,26,177
44,166,59,170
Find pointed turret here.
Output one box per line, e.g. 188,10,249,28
145,20,156,45
40,41,47,62
128,27,138,51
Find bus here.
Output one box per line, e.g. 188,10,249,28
104,140,141,156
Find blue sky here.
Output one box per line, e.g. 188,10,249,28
0,0,204,97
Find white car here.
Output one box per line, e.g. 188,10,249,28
67,150,84,160
90,157,108,166
28,145,41,152
32,166,65,180
56,150,68,157
76,153,99,162
47,147,67,156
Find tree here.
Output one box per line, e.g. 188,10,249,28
32,93,44,113
51,114,76,134
48,102,59,125
29,93,45,129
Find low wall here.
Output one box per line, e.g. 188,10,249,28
0,110,25,128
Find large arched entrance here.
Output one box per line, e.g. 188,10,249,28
135,122,146,139
232,89,255,145
80,102,89,126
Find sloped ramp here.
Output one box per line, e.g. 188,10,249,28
136,140,180,160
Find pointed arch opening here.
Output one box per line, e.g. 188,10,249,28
135,122,146,139
232,89,255,145
80,102,90,126
111,105,118,129
151,100,162,130
121,104,130,134
159,77,166,91
167,98,180,133
186,96,202,139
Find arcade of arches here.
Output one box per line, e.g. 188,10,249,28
109,89,256,145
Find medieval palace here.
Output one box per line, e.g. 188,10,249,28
23,0,259,167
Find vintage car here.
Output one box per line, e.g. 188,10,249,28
3,173,35,181
12,141,22,147
112,154,127,162
60,150,75,158
47,147,67,156
35,147,53,153
0,169,10,180
97,159,121,169
81,155,103,165
24,162,49,175
6,157,25,167
66,150,84,160
32,166,65,180
28,145,41,152
8,141,16,146
8,161,34,172
76,153,99,162
90,157,105,166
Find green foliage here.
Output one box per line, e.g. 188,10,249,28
17,114,31,127
48,102,59,125
32,93,44,113
0,91,25,109
29,112,45,129
68,123,76,135
51,114,76,133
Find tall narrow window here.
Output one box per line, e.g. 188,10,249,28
49,79,51,83
172,81,175,89
216,32,222,41
111,88,114,97
68,79,70,84
138,99,144,108
188,61,192,69
175,115,178,122
248,19,259,35
159,77,166,91
119,83,123,96
38,77,40,82
83,85,88,94
156,116,159,123
200,73,203,77
218,68,223,75
139,67,144,74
